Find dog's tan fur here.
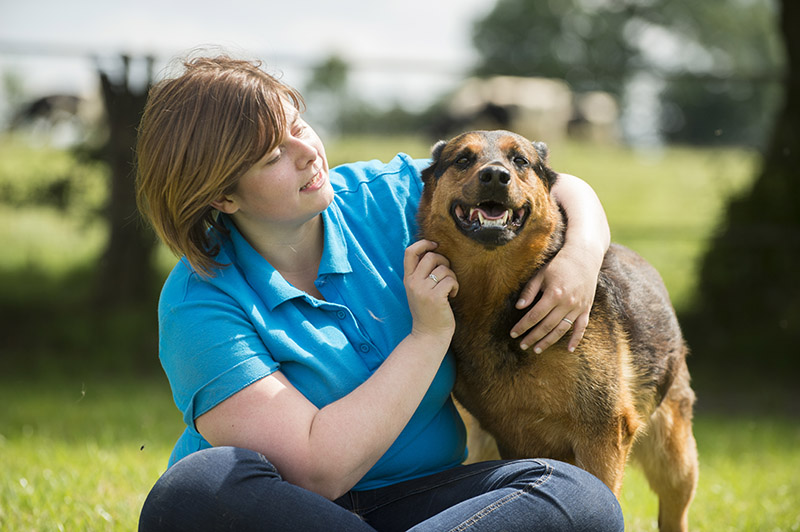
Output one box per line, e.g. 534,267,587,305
418,130,698,532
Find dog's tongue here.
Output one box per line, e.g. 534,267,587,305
468,204,512,227
470,204,507,221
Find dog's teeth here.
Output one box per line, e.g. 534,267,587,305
468,207,512,227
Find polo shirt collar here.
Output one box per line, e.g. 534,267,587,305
318,203,351,276
218,207,351,310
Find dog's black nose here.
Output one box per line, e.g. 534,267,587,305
479,166,511,187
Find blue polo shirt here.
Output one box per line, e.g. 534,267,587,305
158,153,467,491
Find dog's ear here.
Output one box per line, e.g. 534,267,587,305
431,140,447,164
530,140,559,190
421,140,448,185
532,141,549,163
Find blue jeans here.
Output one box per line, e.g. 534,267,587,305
139,447,623,531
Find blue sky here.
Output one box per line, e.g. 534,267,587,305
0,0,495,111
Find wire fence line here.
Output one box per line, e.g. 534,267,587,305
0,38,784,84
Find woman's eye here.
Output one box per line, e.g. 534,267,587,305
292,122,307,137
265,149,282,165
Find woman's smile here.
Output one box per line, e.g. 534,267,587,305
300,166,326,192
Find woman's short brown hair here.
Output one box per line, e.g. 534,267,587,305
136,54,304,277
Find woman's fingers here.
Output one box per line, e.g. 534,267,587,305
404,241,459,337
404,239,440,276
567,312,589,352
427,264,459,298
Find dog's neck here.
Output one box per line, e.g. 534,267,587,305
448,201,565,319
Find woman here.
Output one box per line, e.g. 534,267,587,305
136,54,622,531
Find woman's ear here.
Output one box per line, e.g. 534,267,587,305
210,195,239,214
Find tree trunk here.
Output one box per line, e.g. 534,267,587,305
93,55,157,308
684,0,799,376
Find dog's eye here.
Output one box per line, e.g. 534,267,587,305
513,156,529,167
455,156,471,168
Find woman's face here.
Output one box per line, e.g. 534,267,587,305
216,101,333,230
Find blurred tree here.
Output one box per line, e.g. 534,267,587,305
660,75,782,146
2,70,27,126
655,1,783,146
303,54,434,137
306,54,349,95
304,54,356,136
683,0,799,378
472,0,636,96
93,55,157,308
471,0,782,145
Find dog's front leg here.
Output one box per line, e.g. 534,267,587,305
574,411,640,497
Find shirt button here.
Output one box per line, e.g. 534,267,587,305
336,310,347,320
359,344,370,353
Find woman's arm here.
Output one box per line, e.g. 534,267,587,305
509,173,610,353
196,240,458,500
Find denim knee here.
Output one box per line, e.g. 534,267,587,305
138,447,375,532
539,459,624,532
139,447,277,531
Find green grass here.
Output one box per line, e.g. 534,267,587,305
620,416,800,531
548,141,758,311
0,378,179,531
2,377,798,531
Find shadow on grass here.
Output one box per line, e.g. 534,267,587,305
0,265,164,379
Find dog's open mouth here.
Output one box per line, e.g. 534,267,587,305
450,201,530,245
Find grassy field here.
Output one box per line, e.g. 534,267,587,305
2,134,798,530
0,378,176,531
2,377,798,531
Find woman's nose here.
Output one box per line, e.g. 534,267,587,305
290,137,317,169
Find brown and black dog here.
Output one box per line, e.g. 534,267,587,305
418,130,698,532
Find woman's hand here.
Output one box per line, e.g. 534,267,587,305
509,173,609,354
403,240,459,341
510,242,604,353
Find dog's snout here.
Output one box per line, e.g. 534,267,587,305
479,165,511,187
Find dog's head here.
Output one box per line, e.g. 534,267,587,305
419,130,560,251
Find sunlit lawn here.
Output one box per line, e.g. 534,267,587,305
621,415,800,532
2,377,798,531
0,378,177,531
3,134,796,531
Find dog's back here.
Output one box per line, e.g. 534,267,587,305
599,244,687,411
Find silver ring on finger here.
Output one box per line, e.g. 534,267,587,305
428,273,439,284
561,317,574,327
